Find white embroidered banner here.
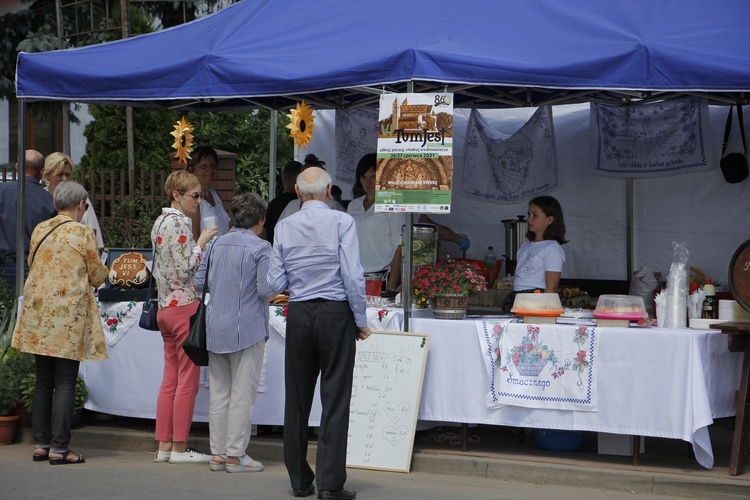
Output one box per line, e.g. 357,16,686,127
462,106,557,203
334,107,379,185
476,321,599,411
588,97,712,177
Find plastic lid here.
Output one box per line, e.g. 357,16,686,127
706,278,713,285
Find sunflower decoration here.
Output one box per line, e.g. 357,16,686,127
170,116,195,166
286,101,316,147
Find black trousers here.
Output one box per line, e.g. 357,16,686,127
284,300,356,491
32,355,80,452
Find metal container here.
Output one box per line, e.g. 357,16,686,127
501,215,528,274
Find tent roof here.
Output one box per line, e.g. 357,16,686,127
15,0,750,110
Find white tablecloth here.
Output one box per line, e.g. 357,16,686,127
80,304,742,469
408,310,742,469
79,306,404,427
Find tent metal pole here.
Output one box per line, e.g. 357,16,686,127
626,178,633,279
403,81,415,332
55,0,70,156
269,110,278,198
15,100,27,298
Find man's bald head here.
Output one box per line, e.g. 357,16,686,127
24,150,45,180
295,166,331,202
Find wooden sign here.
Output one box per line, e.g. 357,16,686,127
346,331,430,473
108,251,150,289
730,239,750,314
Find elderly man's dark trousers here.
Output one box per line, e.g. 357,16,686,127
284,300,356,492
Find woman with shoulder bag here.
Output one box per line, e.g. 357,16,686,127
151,170,217,464
12,181,108,465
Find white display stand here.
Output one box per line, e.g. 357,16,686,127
346,331,430,472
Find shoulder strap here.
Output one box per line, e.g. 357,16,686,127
203,243,214,295
739,105,747,155
723,104,747,156
29,220,73,267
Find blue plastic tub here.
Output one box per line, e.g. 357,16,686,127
533,429,588,451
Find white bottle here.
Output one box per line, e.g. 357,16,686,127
702,279,716,319
484,246,496,268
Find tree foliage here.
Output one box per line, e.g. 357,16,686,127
0,0,56,100
186,109,295,198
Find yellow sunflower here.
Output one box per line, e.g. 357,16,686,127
170,117,194,166
286,101,316,147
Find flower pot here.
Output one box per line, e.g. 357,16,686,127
432,294,468,320
15,399,31,428
0,414,20,445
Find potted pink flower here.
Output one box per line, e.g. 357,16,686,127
412,260,487,319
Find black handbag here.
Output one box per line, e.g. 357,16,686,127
184,246,213,366
720,104,749,184
139,276,159,331
139,216,170,331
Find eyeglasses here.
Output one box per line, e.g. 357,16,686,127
184,192,204,200
84,202,90,211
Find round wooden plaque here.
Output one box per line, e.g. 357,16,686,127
108,251,151,289
728,239,750,314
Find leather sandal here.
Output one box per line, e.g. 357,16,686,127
49,450,86,465
33,448,50,462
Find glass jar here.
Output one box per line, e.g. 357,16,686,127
403,223,438,279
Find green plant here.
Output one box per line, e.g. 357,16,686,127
0,362,17,416
0,280,15,363
2,349,34,397
17,373,88,413
99,191,165,248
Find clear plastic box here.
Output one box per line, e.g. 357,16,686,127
511,292,564,317
593,294,647,320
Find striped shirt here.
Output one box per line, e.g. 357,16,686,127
267,200,367,327
195,228,273,354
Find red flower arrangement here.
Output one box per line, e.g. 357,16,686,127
412,259,487,307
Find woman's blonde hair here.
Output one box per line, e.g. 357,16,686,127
43,152,74,185
164,170,200,201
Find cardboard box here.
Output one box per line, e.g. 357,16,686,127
597,432,645,456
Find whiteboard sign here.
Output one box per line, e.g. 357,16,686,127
346,331,430,472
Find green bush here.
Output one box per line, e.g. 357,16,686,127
18,372,88,412
99,191,165,249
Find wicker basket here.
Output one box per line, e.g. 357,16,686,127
432,294,468,320
517,360,548,377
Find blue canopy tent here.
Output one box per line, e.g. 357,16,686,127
15,0,750,110
11,0,750,301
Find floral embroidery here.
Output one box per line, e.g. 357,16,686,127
169,299,179,307
570,326,591,385
178,234,187,244
100,301,138,332
502,325,560,377
274,305,288,321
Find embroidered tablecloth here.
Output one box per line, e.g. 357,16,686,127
477,320,600,411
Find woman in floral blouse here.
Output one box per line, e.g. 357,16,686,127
12,181,108,465
151,170,217,464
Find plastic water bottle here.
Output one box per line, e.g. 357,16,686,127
484,246,497,286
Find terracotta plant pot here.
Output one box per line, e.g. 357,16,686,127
0,414,20,445
16,400,31,428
